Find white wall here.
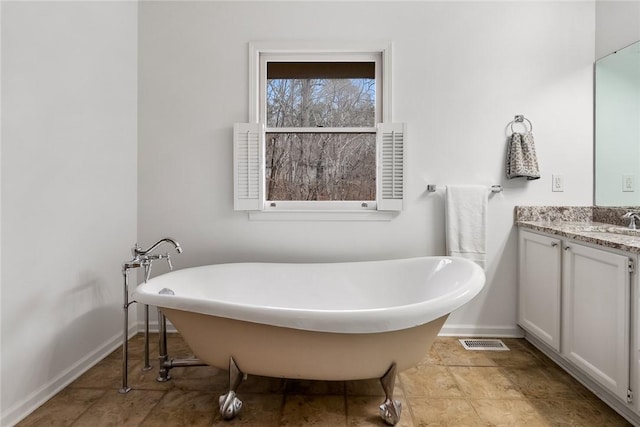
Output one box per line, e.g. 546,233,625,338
596,0,640,60
1,2,138,425
138,1,595,336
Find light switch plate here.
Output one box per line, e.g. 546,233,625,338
623,174,635,192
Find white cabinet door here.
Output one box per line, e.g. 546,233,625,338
518,230,562,351
562,242,630,402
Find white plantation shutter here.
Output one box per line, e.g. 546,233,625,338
377,123,406,211
233,123,263,210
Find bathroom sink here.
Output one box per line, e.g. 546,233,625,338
604,227,640,237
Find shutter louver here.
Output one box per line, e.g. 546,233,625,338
377,123,406,211
234,123,263,210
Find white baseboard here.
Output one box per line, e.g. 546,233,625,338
138,318,177,333
1,324,138,427
439,324,524,338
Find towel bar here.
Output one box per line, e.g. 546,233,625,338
427,184,503,193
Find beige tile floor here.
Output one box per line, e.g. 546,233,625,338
17,334,633,426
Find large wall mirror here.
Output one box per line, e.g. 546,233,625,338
595,40,640,206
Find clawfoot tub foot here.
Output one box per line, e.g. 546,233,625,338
218,357,244,420
379,363,402,426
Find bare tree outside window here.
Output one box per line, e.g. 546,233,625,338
266,65,377,201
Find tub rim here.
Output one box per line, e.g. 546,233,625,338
133,256,485,334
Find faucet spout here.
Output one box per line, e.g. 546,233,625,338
622,212,640,230
125,237,183,277
134,238,183,257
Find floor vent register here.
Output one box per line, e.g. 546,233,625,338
459,338,509,351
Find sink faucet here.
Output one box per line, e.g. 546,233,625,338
622,212,640,230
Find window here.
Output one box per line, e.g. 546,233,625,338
234,42,404,218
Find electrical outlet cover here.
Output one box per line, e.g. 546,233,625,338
552,174,564,192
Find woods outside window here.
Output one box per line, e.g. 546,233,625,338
265,58,378,205
234,42,404,218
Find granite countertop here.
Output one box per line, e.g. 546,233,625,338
515,206,640,254
517,220,640,253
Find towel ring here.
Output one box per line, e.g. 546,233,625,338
510,115,533,133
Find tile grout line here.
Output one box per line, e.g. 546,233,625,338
395,371,417,427
67,388,109,427
137,389,170,426
443,363,487,424
343,388,349,427
277,384,287,427
442,341,496,425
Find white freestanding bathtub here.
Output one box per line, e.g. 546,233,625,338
133,256,485,424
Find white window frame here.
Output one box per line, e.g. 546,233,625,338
239,41,402,221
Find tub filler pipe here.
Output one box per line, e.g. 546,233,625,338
120,264,153,393
119,266,133,394
156,308,169,382
143,304,152,371
119,238,184,394
156,309,206,383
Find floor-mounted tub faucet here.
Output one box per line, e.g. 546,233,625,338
120,238,182,394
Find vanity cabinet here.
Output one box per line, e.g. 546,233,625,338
518,229,633,405
562,242,630,402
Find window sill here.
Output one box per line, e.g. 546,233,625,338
248,210,398,222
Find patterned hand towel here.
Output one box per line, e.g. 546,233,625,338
506,132,540,180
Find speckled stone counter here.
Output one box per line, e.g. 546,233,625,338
515,206,640,253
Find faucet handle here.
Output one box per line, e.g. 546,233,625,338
144,262,152,282
166,254,173,271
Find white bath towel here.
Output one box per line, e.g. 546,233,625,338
446,185,487,270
